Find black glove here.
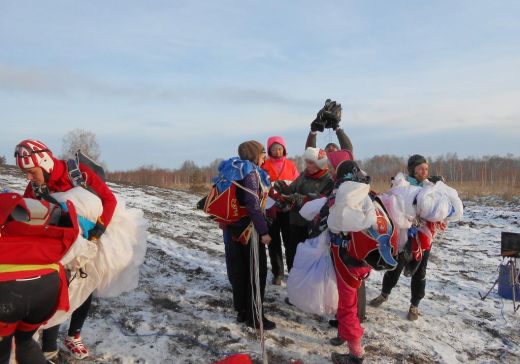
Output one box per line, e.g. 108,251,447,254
321,99,342,128
310,112,326,132
428,175,445,184
286,193,305,208
272,180,287,193
330,118,340,131
88,221,106,241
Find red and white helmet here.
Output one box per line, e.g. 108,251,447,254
14,139,55,173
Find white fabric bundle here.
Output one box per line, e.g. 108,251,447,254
44,187,147,327
418,181,464,222
327,182,376,233
287,229,338,315
299,197,327,221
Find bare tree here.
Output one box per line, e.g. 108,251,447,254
62,129,101,161
0,155,6,165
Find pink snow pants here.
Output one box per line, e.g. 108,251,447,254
335,265,371,341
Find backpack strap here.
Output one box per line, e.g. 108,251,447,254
66,158,98,196
67,158,86,188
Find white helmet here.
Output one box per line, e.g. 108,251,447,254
14,139,55,173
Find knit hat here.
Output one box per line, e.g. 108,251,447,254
407,154,428,176
238,140,265,164
327,150,354,172
303,147,328,170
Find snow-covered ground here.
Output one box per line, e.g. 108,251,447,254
1,165,519,364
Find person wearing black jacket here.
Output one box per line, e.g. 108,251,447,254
223,140,276,330
273,147,334,273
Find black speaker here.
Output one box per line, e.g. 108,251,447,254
501,232,520,258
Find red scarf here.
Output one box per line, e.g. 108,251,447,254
305,168,329,179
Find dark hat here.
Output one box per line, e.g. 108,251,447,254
325,142,340,152
407,154,428,176
336,160,370,185
238,140,265,164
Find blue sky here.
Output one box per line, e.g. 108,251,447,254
1,1,519,170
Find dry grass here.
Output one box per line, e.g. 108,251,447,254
448,181,520,201
371,179,520,201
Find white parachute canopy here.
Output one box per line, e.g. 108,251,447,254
287,229,338,315
327,181,376,233
45,187,148,328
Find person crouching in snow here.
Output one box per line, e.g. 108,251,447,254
14,139,117,360
222,141,276,330
369,154,441,321
261,136,299,285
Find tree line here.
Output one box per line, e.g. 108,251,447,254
106,153,520,194
4,129,517,197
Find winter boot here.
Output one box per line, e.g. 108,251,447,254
329,335,345,346
236,311,247,323
407,305,419,321
246,316,276,330
368,293,388,307
328,319,339,328
64,334,89,359
331,352,364,364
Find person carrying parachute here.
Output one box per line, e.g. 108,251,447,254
369,154,464,321
327,161,398,364
13,139,147,361
200,140,276,330
0,191,80,364
14,139,116,360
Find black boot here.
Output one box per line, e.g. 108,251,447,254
331,352,364,364
246,315,276,330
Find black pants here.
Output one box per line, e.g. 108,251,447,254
357,280,366,321
225,234,267,324
42,294,93,352
381,250,431,307
0,272,60,364
286,225,309,272
267,212,291,278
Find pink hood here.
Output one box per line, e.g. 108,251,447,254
267,136,287,157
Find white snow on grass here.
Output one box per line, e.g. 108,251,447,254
1,165,519,364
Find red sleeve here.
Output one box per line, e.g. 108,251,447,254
23,183,35,198
79,163,117,227
289,160,300,181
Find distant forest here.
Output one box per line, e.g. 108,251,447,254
106,154,520,199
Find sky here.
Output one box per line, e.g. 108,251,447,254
1,0,519,170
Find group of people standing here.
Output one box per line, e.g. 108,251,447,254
0,102,453,364
218,103,449,364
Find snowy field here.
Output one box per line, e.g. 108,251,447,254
1,165,519,364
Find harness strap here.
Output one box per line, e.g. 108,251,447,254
67,158,85,188
330,244,366,289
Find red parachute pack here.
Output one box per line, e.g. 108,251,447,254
199,182,250,224
331,197,398,288
0,193,79,265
